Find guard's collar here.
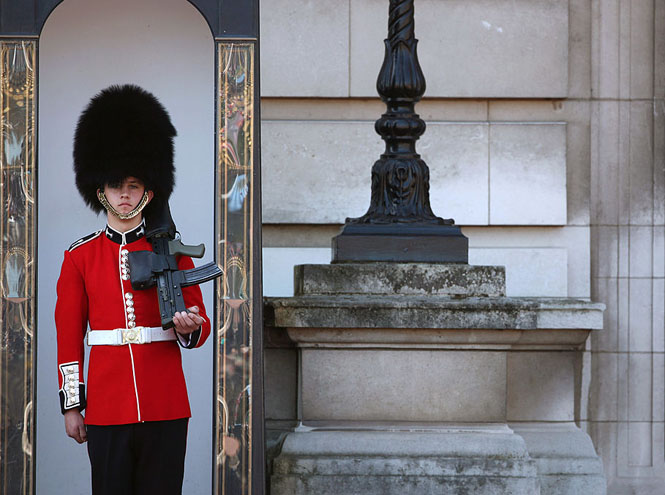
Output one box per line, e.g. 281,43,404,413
105,220,146,245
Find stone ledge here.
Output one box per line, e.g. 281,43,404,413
275,427,526,458
295,263,506,297
277,327,594,350
267,296,605,334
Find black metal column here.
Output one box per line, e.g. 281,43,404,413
332,0,468,263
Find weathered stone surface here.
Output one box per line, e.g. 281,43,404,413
275,327,594,350
267,295,605,333
295,263,506,297
507,353,575,422
271,429,540,495
266,262,606,492
511,423,606,495
300,349,506,422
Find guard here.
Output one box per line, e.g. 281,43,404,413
55,84,210,494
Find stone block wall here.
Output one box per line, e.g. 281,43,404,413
259,1,665,492
586,1,665,492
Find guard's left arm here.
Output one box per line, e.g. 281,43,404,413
174,255,211,349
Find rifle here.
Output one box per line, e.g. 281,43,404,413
128,200,222,329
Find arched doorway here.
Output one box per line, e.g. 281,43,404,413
38,1,213,493
0,0,263,493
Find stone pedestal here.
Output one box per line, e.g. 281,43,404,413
272,427,539,494
265,264,606,494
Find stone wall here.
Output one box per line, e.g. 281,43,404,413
260,1,665,492
587,1,665,493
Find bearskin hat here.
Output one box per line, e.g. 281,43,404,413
73,84,176,213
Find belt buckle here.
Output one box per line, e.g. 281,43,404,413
121,327,143,344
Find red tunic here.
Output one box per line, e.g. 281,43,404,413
55,224,211,425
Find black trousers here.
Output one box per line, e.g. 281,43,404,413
86,418,188,495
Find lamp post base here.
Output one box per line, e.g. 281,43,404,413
332,223,468,263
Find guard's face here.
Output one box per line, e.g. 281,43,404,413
101,177,152,215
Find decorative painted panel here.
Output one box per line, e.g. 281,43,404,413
214,41,257,494
0,40,36,495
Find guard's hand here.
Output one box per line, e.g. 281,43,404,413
64,409,87,444
173,305,205,335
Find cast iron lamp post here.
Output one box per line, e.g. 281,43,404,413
332,0,468,263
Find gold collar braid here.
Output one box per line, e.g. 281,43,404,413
97,190,150,220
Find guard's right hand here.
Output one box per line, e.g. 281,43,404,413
173,305,205,336
64,409,87,443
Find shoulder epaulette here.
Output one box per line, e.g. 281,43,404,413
68,229,103,251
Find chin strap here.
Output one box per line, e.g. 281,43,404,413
97,190,150,220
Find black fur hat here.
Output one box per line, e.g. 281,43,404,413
73,84,176,213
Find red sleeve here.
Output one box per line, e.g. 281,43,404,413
178,255,211,349
54,250,88,413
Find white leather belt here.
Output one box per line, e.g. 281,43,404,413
86,327,176,346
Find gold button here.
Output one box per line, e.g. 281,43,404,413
121,249,129,255
125,293,133,300
128,321,136,328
